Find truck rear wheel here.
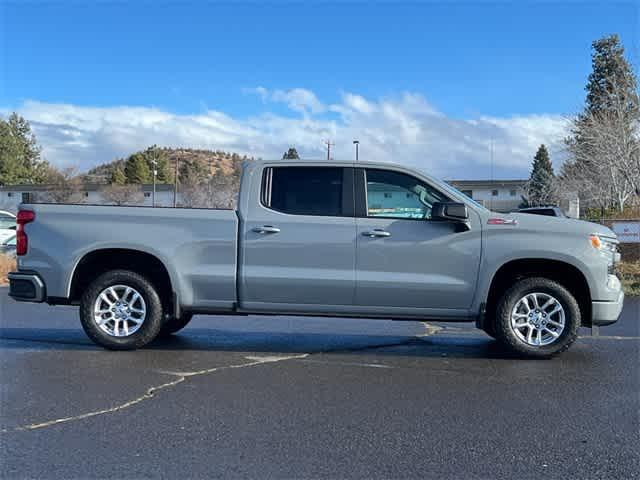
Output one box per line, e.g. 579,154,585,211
79,270,164,350
159,313,194,336
494,277,580,358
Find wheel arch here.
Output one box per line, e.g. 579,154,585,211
68,248,176,316
484,258,592,327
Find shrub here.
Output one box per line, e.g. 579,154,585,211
619,261,640,296
0,254,16,286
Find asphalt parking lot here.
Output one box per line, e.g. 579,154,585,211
0,288,638,479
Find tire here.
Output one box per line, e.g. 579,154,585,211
159,313,194,336
494,277,580,358
79,270,164,350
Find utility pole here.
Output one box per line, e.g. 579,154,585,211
324,139,334,161
151,152,158,208
173,158,179,207
353,140,359,162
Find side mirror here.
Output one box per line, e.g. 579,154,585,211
432,202,470,231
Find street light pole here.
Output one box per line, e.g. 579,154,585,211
353,140,359,162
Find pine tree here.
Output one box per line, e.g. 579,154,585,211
110,167,127,185
0,113,48,185
526,145,556,207
143,145,173,183
282,147,300,159
585,34,639,116
124,153,151,184
179,159,209,185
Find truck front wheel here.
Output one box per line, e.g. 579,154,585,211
79,270,164,350
494,277,580,358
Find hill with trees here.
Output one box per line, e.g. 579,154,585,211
87,147,253,184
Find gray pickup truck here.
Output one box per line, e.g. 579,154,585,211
9,160,624,357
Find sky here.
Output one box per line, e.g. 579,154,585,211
1,1,638,179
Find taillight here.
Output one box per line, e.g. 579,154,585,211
16,210,35,256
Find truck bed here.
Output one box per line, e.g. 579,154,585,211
18,203,239,309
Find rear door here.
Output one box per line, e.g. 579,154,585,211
354,167,481,314
239,165,357,311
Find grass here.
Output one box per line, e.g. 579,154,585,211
619,261,640,297
0,254,16,286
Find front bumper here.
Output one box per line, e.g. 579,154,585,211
592,289,625,326
8,272,46,303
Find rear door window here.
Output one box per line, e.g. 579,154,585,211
262,167,346,217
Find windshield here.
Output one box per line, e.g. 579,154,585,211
434,178,492,213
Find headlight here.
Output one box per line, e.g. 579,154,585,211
590,234,620,275
589,234,619,254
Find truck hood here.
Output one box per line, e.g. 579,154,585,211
497,213,617,240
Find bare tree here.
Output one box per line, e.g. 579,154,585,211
101,184,144,206
35,166,86,204
179,179,207,208
179,178,239,209
209,178,239,209
562,80,639,212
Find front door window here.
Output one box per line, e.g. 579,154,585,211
365,169,448,219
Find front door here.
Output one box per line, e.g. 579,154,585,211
240,166,356,312
355,168,481,314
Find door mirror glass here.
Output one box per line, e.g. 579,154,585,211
432,202,469,221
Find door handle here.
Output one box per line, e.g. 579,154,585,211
362,229,391,238
252,225,281,234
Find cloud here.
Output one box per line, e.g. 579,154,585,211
246,87,325,114
4,91,569,179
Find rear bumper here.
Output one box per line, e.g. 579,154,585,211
8,272,46,303
592,289,625,326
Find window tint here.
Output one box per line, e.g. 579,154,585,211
365,169,448,219
264,167,344,216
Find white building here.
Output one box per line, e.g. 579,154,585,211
447,179,527,213
0,184,180,213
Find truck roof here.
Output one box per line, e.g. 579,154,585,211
242,159,454,201
248,159,396,169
